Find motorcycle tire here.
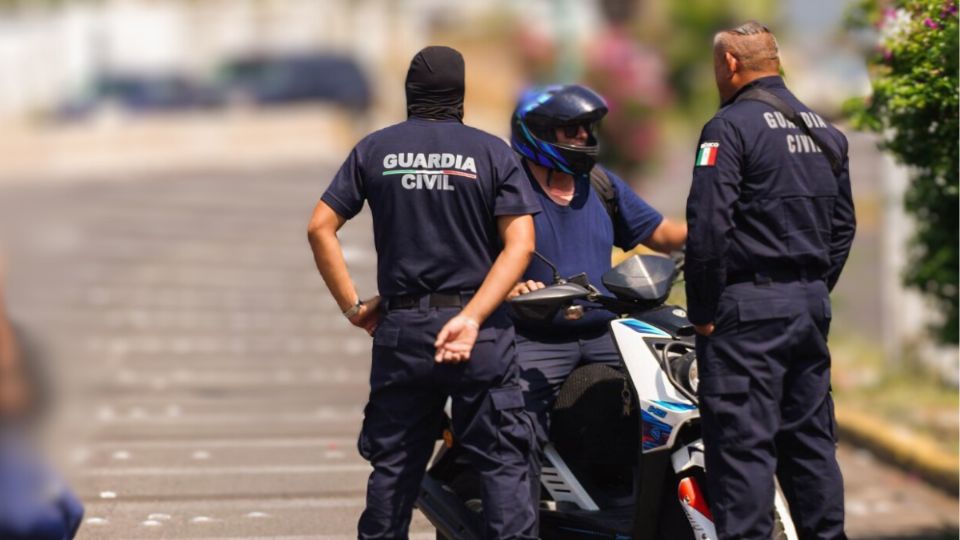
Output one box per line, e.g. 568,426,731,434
434,468,483,540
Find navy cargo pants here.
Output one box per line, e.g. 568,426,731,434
357,300,537,540
696,279,846,540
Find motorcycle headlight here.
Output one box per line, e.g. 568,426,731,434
667,348,699,396
687,358,699,394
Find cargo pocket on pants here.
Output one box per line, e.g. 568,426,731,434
357,428,374,462
490,385,533,459
698,375,752,441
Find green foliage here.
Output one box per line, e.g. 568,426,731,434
661,0,776,120
846,0,959,344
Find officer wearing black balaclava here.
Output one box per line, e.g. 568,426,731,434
405,45,464,121
308,46,541,539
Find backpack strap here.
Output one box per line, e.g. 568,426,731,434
735,86,843,177
589,165,619,223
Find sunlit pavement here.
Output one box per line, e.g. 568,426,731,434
0,163,955,539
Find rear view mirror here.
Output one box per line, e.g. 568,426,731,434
508,282,590,322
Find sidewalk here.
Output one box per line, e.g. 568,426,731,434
837,405,959,494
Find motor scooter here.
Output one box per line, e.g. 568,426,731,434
417,254,797,540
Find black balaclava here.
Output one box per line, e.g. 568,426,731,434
405,46,465,121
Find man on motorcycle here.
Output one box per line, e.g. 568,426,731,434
507,84,687,511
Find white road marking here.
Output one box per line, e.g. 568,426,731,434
245,511,270,519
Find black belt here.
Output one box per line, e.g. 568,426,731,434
726,267,817,285
385,292,472,311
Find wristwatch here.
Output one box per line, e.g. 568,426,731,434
342,299,364,319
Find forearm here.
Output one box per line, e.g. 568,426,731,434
826,165,856,291
826,227,855,291
308,231,359,312
685,200,733,325
461,214,535,326
307,202,359,312
461,244,532,325
643,218,688,253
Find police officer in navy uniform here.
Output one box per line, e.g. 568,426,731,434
505,84,686,502
307,46,540,539
685,22,855,540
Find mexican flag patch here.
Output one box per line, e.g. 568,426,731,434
696,142,719,167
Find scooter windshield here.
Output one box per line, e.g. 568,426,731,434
601,255,676,305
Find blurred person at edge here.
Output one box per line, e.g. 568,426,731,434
307,46,540,539
684,21,855,540
0,259,84,540
506,83,686,515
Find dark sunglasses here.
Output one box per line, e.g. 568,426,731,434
559,123,596,138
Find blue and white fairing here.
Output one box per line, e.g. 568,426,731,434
610,315,698,453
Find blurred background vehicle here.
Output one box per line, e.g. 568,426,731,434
56,71,222,120
55,52,371,121
216,53,371,110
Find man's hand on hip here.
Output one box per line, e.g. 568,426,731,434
349,296,382,336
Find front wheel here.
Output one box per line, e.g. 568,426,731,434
432,468,484,540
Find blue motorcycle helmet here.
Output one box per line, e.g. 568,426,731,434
511,84,608,175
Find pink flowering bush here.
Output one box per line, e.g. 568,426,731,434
846,0,959,343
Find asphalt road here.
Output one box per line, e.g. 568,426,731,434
0,164,955,540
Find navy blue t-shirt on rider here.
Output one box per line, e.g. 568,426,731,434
322,118,541,297
518,166,663,332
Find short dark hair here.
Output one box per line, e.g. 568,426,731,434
730,20,771,36
714,20,780,72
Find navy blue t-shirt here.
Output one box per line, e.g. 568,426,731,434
518,166,663,331
322,118,541,297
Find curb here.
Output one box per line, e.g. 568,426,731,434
835,405,959,495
